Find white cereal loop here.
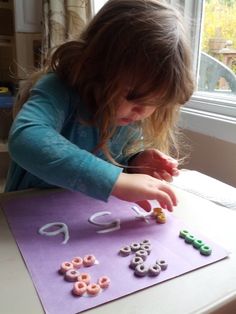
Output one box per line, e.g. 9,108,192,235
129,256,144,269
156,259,168,270
119,245,131,256
140,244,152,254
140,239,151,245
65,269,79,282
38,222,69,244
130,242,141,252
149,264,161,276
135,249,148,261
134,264,148,277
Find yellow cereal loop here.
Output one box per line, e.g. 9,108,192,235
156,213,166,224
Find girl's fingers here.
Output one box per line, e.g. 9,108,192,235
160,170,173,182
135,200,152,212
158,183,178,207
152,171,162,180
154,190,174,212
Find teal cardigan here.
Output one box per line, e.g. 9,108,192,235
5,73,140,201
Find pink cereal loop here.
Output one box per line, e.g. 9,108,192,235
59,261,73,274
71,256,83,269
98,276,110,289
83,254,96,267
87,283,101,296
77,272,91,285
73,281,87,296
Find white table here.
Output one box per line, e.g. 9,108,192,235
0,185,236,314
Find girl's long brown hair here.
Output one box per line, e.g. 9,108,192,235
14,0,194,163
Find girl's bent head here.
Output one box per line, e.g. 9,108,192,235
51,0,194,159
52,0,194,117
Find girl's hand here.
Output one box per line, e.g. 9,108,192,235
111,173,178,212
128,149,179,182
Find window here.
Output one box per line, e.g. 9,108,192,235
169,0,236,143
92,0,236,143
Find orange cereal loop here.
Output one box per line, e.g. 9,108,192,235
156,212,166,224
87,283,101,296
98,276,110,289
83,254,96,267
71,256,83,269
77,272,91,285
153,207,163,216
73,281,87,296
59,261,73,274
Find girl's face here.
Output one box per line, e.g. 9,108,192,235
115,97,156,126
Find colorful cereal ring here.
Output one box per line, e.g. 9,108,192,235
140,239,151,246
59,261,73,274
140,244,152,254
71,256,83,269
73,281,87,296
134,264,148,277
135,249,148,261
156,213,166,224
156,259,168,270
129,256,144,270
179,229,189,239
98,276,110,289
149,264,161,276
65,269,79,282
119,246,131,256
200,245,212,256
153,207,163,216
185,234,195,244
77,273,91,285
87,283,101,295
130,243,141,252
83,255,96,267
193,239,205,249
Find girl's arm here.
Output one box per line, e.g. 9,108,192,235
8,74,122,201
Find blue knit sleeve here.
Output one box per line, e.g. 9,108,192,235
8,74,122,201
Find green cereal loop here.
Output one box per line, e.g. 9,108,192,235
185,234,195,244
200,245,212,256
193,239,205,249
179,230,189,238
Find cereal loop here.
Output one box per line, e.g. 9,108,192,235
130,243,141,252
153,207,163,216
73,281,87,296
77,272,91,285
156,213,166,224
149,264,161,276
59,261,73,274
87,283,101,295
119,246,131,257
156,259,168,270
134,264,148,277
65,269,79,282
129,256,144,269
71,256,83,269
135,249,148,261
98,276,110,289
83,254,96,267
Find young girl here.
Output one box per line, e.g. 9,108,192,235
5,0,194,211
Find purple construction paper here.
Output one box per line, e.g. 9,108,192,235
2,190,228,314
